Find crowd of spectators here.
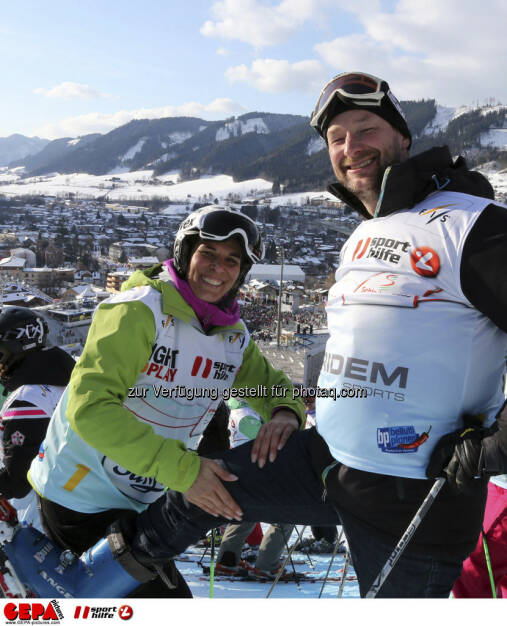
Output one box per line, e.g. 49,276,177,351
240,303,327,344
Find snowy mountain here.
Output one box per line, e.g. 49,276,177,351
0,134,49,167
10,113,306,180
4,102,505,194
9,134,101,173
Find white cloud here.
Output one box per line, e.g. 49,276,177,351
34,82,108,100
33,99,247,140
226,58,326,92
313,0,507,105
216,47,230,56
201,0,320,48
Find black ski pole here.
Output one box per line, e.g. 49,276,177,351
281,526,301,590
209,528,216,598
319,526,344,598
365,477,445,598
293,525,314,569
337,548,351,598
267,525,307,598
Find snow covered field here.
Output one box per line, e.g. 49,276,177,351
178,525,358,599
0,170,274,202
0,165,505,205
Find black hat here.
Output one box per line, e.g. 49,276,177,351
310,72,412,148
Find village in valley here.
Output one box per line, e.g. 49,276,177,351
0,171,367,381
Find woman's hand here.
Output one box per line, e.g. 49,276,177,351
183,458,243,521
251,410,299,468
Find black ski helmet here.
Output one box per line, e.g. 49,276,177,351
0,307,49,373
173,205,264,293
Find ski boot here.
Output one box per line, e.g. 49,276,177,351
0,520,156,598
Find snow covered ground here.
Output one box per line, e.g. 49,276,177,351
0,170,273,202
0,164,505,205
177,525,359,600
167,526,500,626
475,162,507,197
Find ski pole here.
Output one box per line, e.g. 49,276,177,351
293,525,314,569
209,528,215,598
197,531,212,567
337,548,351,598
267,525,306,598
319,527,343,598
281,526,301,591
482,528,497,599
365,477,445,598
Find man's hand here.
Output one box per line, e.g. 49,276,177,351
251,410,299,468
426,426,485,493
184,458,243,521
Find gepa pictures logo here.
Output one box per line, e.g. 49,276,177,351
4,601,63,622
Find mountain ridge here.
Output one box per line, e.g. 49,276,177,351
4,103,506,193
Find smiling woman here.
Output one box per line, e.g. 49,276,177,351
187,239,242,303
27,204,306,598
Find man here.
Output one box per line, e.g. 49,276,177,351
10,73,507,599
303,71,507,596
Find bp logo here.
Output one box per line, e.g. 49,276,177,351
377,425,431,453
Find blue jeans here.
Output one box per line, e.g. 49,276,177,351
134,429,465,598
338,507,463,598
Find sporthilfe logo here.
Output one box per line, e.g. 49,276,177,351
410,246,440,277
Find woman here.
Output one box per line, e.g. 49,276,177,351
28,205,305,597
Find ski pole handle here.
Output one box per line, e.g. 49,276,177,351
365,477,445,598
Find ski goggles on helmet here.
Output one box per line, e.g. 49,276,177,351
198,210,264,263
310,72,388,134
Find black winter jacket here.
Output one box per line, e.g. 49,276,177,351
0,347,75,499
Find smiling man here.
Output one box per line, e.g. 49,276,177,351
305,71,507,597
326,109,410,214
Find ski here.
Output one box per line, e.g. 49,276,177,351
176,553,308,566
199,564,356,584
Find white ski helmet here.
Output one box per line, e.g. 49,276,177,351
173,205,264,292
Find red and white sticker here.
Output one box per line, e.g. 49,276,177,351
118,605,133,621
410,247,440,277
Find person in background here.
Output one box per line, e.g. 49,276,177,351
296,388,340,553
0,307,75,528
216,397,295,580
452,473,507,598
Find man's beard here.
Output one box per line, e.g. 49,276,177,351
337,139,406,208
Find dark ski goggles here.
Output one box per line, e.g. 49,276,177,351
199,211,264,263
310,72,388,133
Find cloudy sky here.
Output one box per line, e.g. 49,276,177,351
2,0,506,139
